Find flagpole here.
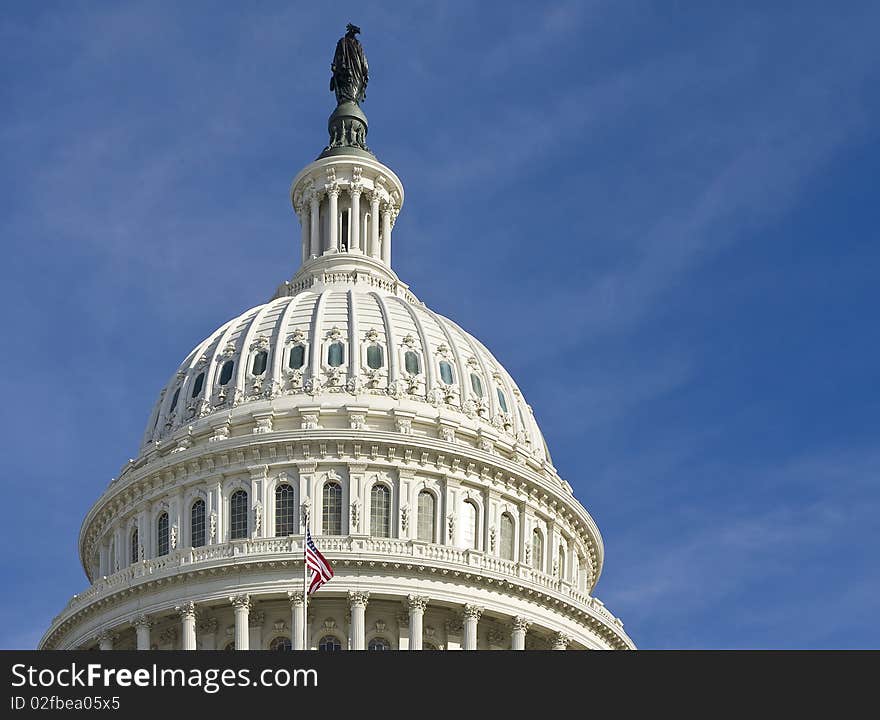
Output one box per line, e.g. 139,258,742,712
302,510,309,651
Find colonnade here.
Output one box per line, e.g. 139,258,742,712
92,593,573,651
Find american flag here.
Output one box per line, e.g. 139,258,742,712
305,529,334,594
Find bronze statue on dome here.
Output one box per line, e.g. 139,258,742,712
330,23,369,106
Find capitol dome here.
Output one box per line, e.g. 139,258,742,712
40,29,634,652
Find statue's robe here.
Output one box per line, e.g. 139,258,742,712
331,36,369,104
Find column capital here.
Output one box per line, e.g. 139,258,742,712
287,589,305,607
229,593,251,611
132,614,153,630
407,594,429,612
96,631,116,644
462,604,484,622
511,616,532,633
552,631,571,649
175,601,197,620
348,590,370,608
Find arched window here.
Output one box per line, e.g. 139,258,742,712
219,359,234,386
470,373,484,397
532,529,544,571
417,491,435,543
366,345,384,370
191,499,206,548
323,482,342,535
157,512,169,556
370,485,391,538
191,372,205,398
130,527,139,565
169,386,180,413
275,484,295,536
251,351,268,376
462,501,478,550
230,490,248,540
327,342,344,367
269,636,292,651
289,345,305,370
319,635,342,651
558,545,567,580
500,513,515,561
496,387,509,413
368,637,390,651
439,360,454,385
404,350,420,375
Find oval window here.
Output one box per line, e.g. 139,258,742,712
470,373,484,397
191,372,205,398
252,351,268,376
289,345,305,370
439,360,454,385
404,350,420,375
496,387,508,412
219,360,234,386
366,345,384,370
327,342,344,367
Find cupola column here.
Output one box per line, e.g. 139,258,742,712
97,632,114,651
381,201,393,265
133,615,152,650
349,185,362,252
327,185,340,252
300,206,310,264
309,193,321,259
229,594,250,650
369,191,381,258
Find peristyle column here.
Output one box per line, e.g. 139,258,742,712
327,185,339,252
288,590,305,650
133,615,152,651
408,595,429,650
381,201,392,265
511,616,530,650
348,591,370,650
369,191,381,258
229,594,250,650
309,192,320,258
176,602,197,650
349,185,362,252
462,605,483,650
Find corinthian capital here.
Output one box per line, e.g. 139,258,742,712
175,601,197,620
348,590,370,608
462,604,484,622
229,593,251,611
132,615,152,630
287,590,305,607
511,616,532,633
407,594,429,613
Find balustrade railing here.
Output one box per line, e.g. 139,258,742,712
57,535,623,631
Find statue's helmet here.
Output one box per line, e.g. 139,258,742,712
345,23,361,36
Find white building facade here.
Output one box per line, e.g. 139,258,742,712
39,41,634,652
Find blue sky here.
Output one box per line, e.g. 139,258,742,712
1,1,878,649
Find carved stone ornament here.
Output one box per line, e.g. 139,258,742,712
395,417,412,434
253,502,263,535
349,413,367,430
512,616,532,633
198,617,219,634
350,499,360,532
175,601,197,619
249,610,265,628
407,594,429,612
348,590,370,608
447,513,455,539
346,375,364,395
400,504,410,533
170,523,178,550
374,619,386,633
322,618,337,631
365,328,380,342
209,511,217,542
301,413,320,430
462,605,484,622
489,525,496,552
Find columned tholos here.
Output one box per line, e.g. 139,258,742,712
176,602,197,650
288,590,305,650
348,591,370,650
407,595,429,650
133,615,152,651
462,605,483,651
552,631,571,651
229,594,250,650
97,632,114,651
309,193,320,258
369,192,380,258
511,616,531,650
327,186,340,252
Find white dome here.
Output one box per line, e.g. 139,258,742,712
143,283,551,467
